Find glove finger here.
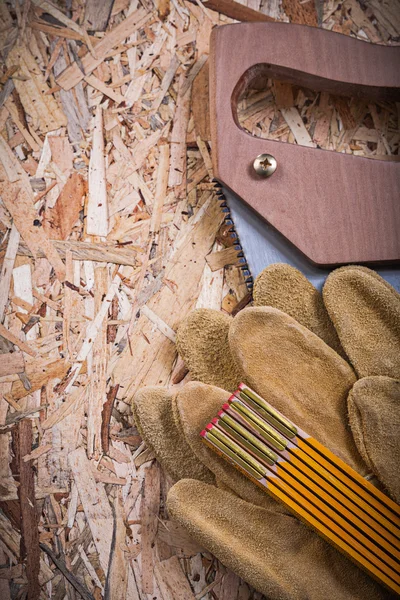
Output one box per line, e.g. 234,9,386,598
348,376,400,503
229,306,364,473
323,266,400,378
333,265,400,294
176,308,242,391
132,386,215,484
167,479,390,600
175,381,284,512
253,263,345,357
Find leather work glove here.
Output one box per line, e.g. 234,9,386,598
133,265,400,600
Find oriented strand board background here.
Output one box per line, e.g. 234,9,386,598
0,1,398,599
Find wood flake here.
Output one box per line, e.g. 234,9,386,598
168,74,191,189
68,447,114,575
14,239,139,266
281,107,316,148
56,9,151,91
0,184,66,282
140,462,161,594
105,490,129,599
0,323,37,358
6,44,67,133
87,266,109,459
0,224,20,322
87,106,108,237
0,352,24,377
155,556,197,600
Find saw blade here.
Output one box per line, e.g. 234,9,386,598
219,185,400,293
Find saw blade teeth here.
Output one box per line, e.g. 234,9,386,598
216,187,254,292
215,185,254,293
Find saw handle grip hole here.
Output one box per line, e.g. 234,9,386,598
233,64,400,162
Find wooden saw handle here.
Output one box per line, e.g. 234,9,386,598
209,23,400,266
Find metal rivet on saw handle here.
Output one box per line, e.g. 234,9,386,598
253,154,277,178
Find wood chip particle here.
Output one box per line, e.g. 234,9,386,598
149,142,169,235
194,575,223,599
0,184,66,282
140,462,161,594
15,239,139,266
65,271,121,392
68,447,114,575
12,420,41,600
171,355,189,384
0,511,53,585
134,445,156,468
200,0,274,21
192,61,210,141
31,0,95,56
22,443,52,462
63,249,73,360
4,99,41,152
180,54,208,97
332,96,357,129
101,384,119,455
56,9,151,91
130,125,168,173
154,555,197,600
83,0,114,31
0,352,25,377
221,293,238,315
0,224,20,322
273,81,294,109
32,289,60,313
105,490,129,600
47,135,74,174
280,107,316,148
168,74,191,189
219,570,241,600
41,384,86,431
85,74,127,105
152,54,180,113
0,135,29,184
87,266,108,459
205,246,240,271
39,542,95,600
87,106,108,237
140,305,176,343
6,44,67,133
10,357,71,402
157,521,204,557
196,137,213,179
0,323,37,358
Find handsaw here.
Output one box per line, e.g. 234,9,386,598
209,23,400,291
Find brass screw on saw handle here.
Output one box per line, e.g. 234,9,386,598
253,153,277,177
